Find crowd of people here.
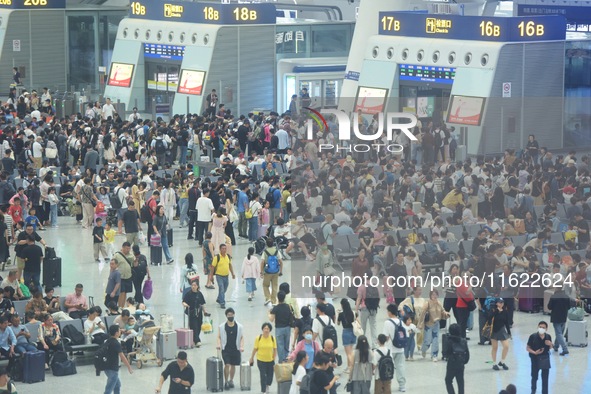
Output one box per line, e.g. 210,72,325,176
0,86,589,394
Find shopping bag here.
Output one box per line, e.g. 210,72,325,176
143,279,153,300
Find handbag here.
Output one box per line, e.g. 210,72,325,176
46,147,58,159
150,233,162,247
345,382,352,392
229,207,239,222
352,318,364,337
481,317,494,339
137,231,146,245
273,362,294,383
142,279,153,300
537,354,550,370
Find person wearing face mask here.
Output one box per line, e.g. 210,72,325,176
526,321,553,394
217,308,244,390
288,327,320,371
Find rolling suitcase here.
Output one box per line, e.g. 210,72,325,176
151,246,163,265
543,289,554,315
566,319,588,347
441,333,450,360
167,228,173,247
240,362,251,391
23,350,45,383
157,331,178,360
206,352,224,392
43,257,62,288
518,284,542,313
176,328,193,349
278,381,291,394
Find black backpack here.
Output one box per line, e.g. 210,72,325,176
62,324,85,346
110,187,123,210
299,369,317,394
365,285,380,312
315,223,330,245
424,186,435,207
155,139,166,154
376,349,395,381
450,338,469,364
265,187,277,206
316,316,338,348
94,340,111,372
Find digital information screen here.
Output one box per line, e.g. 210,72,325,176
399,64,455,85
177,70,206,95
446,95,486,126
107,63,135,88
144,44,185,61
517,5,591,33
354,87,389,115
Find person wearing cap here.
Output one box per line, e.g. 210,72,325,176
488,297,511,371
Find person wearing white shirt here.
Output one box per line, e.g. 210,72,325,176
160,181,177,223
276,127,290,153
41,88,51,105
383,304,406,392
32,137,43,169
127,107,140,123
102,98,117,120
196,189,215,246
312,303,332,346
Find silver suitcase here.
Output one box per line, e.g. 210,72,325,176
455,145,467,162
157,331,178,360
567,319,588,347
240,362,251,391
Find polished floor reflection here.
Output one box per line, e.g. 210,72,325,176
14,217,591,394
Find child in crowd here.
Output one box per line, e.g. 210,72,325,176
47,187,59,228
92,218,109,262
104,222,117,258
24,207,43,231
241,247,260,302
7,197,23,225
403,315,417,361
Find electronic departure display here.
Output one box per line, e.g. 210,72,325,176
517,5,591,33
399,64,455,85
0,0,65,9
144,44,185,61
129,1,276,25
378,12,566,42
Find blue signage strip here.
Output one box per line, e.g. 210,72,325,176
345,71,360,81
399,64,455,85
0,0,65,9
378,12,566,42
517,5,591,33
129,1,276,25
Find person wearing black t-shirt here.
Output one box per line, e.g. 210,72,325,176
182,281,207,347
526,321,554,394
21,235,43,292
269,291,293,362
156,351,195,394
15,224,45,281
574,213,590,247
315,293,336,324
337,298,356,374
309,354,339,394
293,306,313,345
103,325,133,394
217,308,244,390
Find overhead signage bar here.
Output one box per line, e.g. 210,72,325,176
129,1,276,25
517,5,591,33
0,0,66,9
378,12,566,42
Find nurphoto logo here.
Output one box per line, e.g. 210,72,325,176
305,108,418,153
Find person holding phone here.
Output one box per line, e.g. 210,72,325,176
156,351,195,394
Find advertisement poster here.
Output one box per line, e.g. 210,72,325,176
107,63,134,88
177,69,206,95
417,97,435,118
354,86,388,114
447,95,486,126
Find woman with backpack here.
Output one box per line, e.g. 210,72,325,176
180,253,199,298
348,335,374,394
289,351,308,394
249,322,277,394
337,298,357,374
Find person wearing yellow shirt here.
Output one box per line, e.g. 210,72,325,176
441,187,465,210
209,244,235,308
104,222,117,259
249,323,277,394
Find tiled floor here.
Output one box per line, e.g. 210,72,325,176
13,216,591,393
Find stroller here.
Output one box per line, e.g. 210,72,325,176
127,325,163,369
